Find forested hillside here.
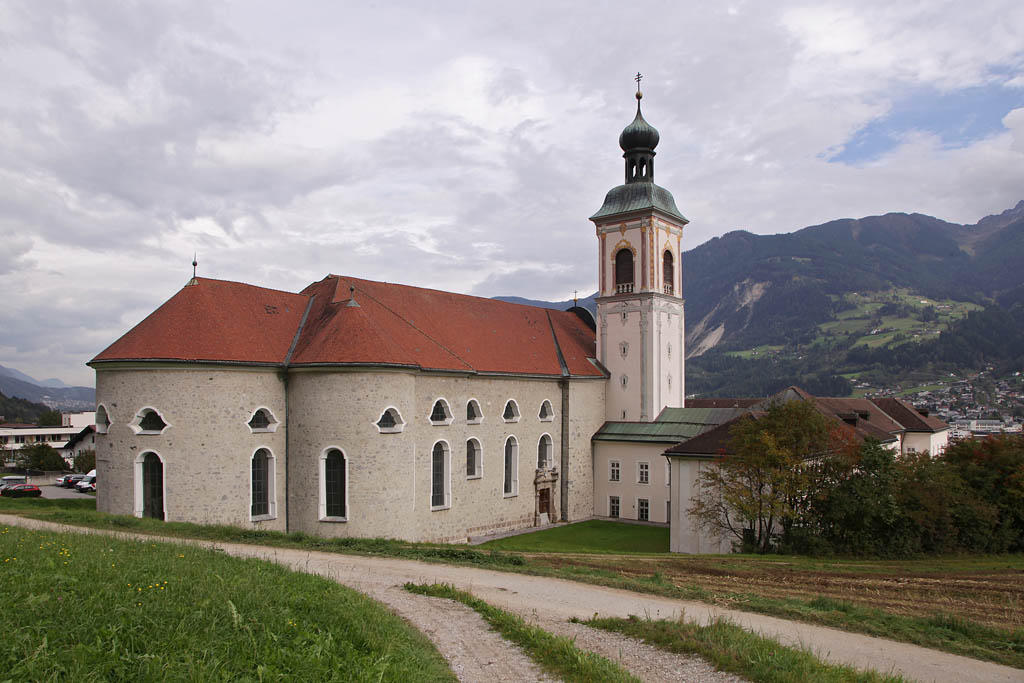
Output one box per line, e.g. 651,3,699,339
497,200,1024,397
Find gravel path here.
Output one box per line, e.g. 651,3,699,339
4,515,1022,683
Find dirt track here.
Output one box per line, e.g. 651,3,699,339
3,515,1021,683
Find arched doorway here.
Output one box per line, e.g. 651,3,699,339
142,452,164,520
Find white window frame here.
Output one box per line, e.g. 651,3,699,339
375,406,405,434
609,495,620,518
466,399,484,425
129,406,171,435
246,407,280,434
502,399,521,423
133,450,167,520
503,435,519,497
538,400,554,422
609,460,620,482
428,398,454,426
249,447,277,522
638,497,649,522
466,437,482,479
430,440,451,510
638,461,650,485
95,403,112,435
319,446,349,522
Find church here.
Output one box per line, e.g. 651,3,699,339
89,86,729,551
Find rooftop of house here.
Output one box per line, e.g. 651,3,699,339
870,397,949,433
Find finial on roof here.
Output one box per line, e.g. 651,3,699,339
574,289,578,306
635,71,643,100
346,285,360,307
187,253,199,285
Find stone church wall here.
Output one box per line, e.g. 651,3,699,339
94,366,287,532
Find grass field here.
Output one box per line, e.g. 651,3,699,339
3,500,1022,669
0,525,454,681
480,519,669,554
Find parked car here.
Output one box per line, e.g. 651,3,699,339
1,483,42,498
63,474,87,488
75,475,96,492
55,474,73,487
1,475,28,492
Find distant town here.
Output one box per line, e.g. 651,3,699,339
852,367,1024,439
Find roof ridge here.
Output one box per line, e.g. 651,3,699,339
342,278,474,371
191,276,304,298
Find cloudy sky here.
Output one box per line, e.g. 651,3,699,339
2,1,1023,387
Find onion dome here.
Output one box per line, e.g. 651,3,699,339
618,91,660,152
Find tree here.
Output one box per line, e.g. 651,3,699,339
688,400,845,553
812,441,918,556
37,409,63,426
74,449,96,474
16,443,68,471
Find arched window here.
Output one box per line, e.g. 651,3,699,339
247,407,279,433
466,399,483,424
466,438,482,479
130,407,169,435
321,448,347,520
538,400,554,421
615,249,634,293
95,404,111,434
251,448,275,519
431,441,450,509
375,407,404,433
429,399,453,425
537,434,553,469
502,400,520,423
663,250,675,295
503,436,518,497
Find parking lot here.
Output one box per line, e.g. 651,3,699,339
37,483,93,500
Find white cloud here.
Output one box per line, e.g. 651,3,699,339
1,0,1023,387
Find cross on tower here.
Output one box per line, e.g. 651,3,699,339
635,72,642,91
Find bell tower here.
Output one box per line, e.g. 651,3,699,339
590,77,687,422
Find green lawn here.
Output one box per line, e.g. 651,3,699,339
479,520,670,554
0,525,454,681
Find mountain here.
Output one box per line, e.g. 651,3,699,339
0,391,53,424
0,366,95,411
493,293,597,314
496,200,1024,397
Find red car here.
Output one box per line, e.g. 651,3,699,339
1,484,42,498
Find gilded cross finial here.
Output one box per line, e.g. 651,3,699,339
574,289,578,306
634,72,643,100
192,253,198,279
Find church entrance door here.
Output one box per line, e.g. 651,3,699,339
142,452,164,520
538,488,550,516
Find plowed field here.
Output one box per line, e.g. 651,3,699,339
530,554,1024,630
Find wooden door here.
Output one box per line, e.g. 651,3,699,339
538,488,550,516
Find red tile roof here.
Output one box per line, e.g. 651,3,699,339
91,275,603,379
92,278,308,365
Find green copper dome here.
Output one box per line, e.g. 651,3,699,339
618,94,660,152
590,87,688,225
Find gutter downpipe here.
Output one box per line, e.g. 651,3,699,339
546,312,572,522
282,296,316,534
